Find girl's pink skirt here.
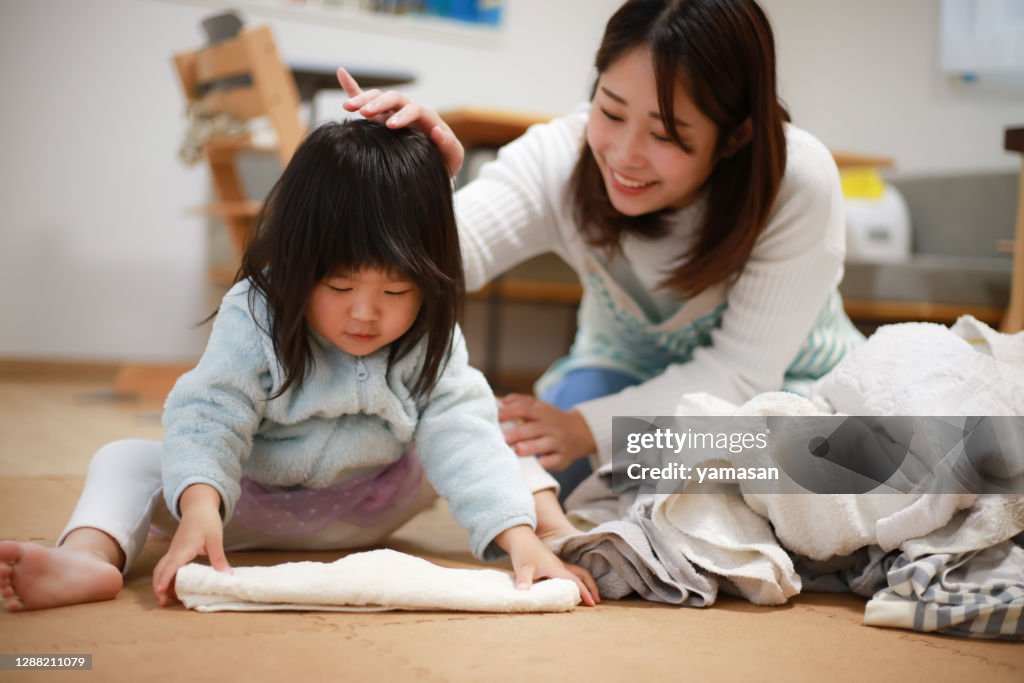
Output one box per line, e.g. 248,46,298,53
230,450,424,536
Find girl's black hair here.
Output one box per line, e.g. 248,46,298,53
237,119,463,398
570,0,790,298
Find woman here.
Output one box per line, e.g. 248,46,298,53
338,0,863,501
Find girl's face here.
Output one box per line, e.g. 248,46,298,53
586,48,720,216
306,268,423,357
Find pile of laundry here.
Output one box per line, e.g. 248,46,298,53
553,316,1024,640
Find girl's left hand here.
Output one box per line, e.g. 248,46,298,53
502,529,599,606
499,394,596,471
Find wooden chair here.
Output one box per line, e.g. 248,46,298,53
172,24,305,264
114,24,304,400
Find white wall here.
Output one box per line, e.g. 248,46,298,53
0,0,211,362
764,0,1024,176
0,0,1022,363
0,0,618,362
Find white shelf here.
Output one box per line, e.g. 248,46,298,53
160,0,505,49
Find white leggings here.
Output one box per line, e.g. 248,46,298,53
57,439,439,574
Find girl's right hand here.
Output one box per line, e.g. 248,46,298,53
336,67,465,177
152,485,232,606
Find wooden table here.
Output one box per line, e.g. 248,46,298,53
289,61,416,101
1003,126,1024,333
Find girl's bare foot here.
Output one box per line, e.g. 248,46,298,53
0,540,123,611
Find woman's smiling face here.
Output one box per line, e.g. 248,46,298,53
586,47,720,216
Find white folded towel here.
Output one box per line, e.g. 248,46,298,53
175,549,581,613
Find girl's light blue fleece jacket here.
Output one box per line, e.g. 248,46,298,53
161,280,536,560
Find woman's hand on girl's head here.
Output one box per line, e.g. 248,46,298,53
336,67,465,177
495,525,599,606
499,395,596,471
152,484,232,607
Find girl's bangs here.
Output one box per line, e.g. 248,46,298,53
315,197,447,289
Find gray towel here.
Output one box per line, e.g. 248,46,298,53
552,519,708,603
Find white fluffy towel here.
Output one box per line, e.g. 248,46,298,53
175,549,581,613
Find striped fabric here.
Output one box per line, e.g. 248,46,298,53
782,290,865,395
866,549,1024,640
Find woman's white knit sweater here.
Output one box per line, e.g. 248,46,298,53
454,103,863,464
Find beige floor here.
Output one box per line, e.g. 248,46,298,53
0,374,1021,682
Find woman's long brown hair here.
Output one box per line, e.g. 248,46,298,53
570,0,790,298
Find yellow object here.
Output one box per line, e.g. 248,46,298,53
840,167,886,199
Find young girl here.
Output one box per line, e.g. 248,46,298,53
338,0,865,501
0,120,597,611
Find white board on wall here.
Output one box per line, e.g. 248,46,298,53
941,0,1024,86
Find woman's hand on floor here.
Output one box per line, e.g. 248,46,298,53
152,484,232,606
499,394,596,471
496,525,599,606
336,67,465,177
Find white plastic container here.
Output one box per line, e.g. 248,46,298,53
844,183,912,263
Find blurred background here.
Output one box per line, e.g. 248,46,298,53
1,0,1022,394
